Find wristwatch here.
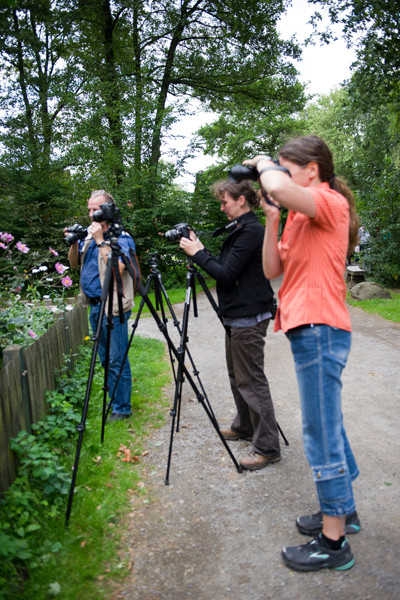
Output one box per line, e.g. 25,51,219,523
97,241,107,248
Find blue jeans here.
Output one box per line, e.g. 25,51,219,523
287,325,359,517
89,305,132,415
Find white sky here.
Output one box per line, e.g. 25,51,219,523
169,0,357,189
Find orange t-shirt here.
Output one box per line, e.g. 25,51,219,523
274,182,351,333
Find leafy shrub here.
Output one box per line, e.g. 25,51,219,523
0,345,90,591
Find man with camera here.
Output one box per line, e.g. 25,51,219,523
66,190,136,421
179,180,280,470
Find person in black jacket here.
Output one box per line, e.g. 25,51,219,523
179,180,280,470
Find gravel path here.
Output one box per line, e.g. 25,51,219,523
112,277,400,600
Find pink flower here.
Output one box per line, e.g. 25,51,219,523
61,276,73,287
49,247,59,256
16,241,30,254
55,262,68,274
0,232,14,244
0,242,7,250
28,330,37,338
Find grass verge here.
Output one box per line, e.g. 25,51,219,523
3,335,171,600
346,289,400,324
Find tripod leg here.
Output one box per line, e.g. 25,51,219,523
66,259,114,526
135,283,243,481
101,272,115,442
195,269,289,446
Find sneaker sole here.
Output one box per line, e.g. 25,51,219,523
283,556,355,572
282,552,355,572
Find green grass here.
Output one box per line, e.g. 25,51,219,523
17,336,171,600
347,289,400,324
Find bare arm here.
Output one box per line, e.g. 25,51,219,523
244,156,317,218
67,240,79,269
261,198,283,280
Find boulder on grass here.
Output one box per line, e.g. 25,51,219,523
350,282,392,301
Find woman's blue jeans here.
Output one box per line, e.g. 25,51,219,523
89,305,132,415
286,325,359,517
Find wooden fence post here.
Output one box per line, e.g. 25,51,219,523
2,345,32,434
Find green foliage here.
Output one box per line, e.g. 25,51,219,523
0,301,56,360
0,330,171,599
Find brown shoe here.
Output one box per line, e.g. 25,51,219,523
240,450,281,471
219,428,253,442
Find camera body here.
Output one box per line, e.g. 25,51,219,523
64,223,87,246
165,223,191,242
228,164,259,183
228,160,290,183
92,202,122,224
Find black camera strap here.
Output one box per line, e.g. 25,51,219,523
212,219,239,238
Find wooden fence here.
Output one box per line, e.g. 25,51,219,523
0,302,88,495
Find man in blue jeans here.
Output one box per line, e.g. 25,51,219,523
67,190,135,421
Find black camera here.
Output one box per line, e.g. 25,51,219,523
228,164,259,183
64,223,87,246
164,223,191,242
92,202,122,224
228,160,290,183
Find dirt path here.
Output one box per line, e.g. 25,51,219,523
112,280,400,600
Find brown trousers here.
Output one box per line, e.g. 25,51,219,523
225,319,280,455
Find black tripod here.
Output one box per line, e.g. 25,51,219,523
128,253,215,413
66,241,243,524
66,227,132,525
122,253,243,484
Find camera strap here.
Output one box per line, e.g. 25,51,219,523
111,252,125,323
212,219,239,238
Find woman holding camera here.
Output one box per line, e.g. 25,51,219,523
179,180,280,471
244,135,360,572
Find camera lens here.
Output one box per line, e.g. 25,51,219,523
165,228,180,242
228,164,259,183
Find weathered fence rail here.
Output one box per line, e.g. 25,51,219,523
0,302,88,494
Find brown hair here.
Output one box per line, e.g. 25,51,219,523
279,135,359,255
211,180,259,210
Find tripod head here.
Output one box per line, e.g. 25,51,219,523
147,251,161,273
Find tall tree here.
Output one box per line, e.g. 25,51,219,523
69,0,304,200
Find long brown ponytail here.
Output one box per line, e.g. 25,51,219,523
279,135,359,255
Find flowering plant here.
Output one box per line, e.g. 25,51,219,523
0,232,77,301
0,232,79,358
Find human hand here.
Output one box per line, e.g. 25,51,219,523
88,221,104,244
260,191,281,221
243,155,274,169
179,230,204,256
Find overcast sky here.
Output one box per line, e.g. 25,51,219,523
170,0,357,189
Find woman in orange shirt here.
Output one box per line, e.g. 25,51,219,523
244,135,360,572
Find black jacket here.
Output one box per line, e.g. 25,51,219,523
192,211,275,318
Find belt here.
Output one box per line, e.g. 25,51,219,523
287,323,324,333
88,296,101,305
